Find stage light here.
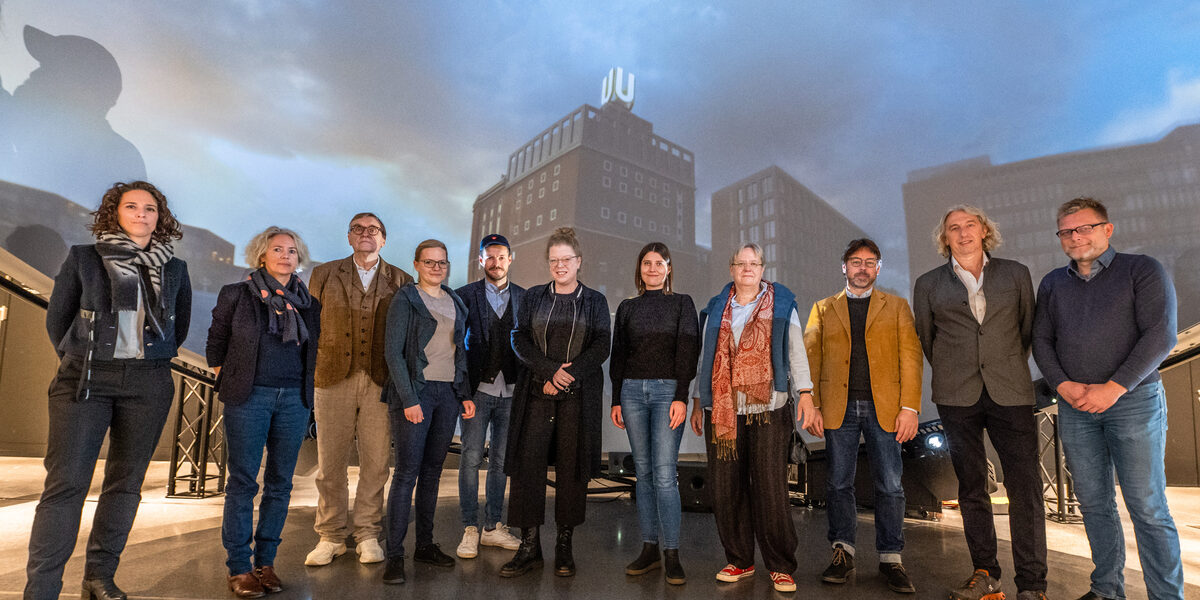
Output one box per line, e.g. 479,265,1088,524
925,432,945,450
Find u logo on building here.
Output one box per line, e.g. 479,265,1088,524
602,67,635,110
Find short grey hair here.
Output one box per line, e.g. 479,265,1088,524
245,226,311,267
729,242,765,266
932,204,1003,259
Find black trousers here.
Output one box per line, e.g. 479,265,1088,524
25,356,175,600
938,388,1048,592
507,395,588,529
705,405,798,574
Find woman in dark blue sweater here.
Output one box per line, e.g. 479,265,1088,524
609,242,699,585
27,181,191,600
207,226,320,599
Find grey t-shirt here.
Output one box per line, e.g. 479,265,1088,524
417,287,457,382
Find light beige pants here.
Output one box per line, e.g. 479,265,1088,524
313,370,391,543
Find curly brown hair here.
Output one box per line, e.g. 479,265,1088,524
88,181,184,243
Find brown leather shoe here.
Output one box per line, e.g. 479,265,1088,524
228,572,265,598
254,566,282,593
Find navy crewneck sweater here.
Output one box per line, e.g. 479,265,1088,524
1032,250,1177,391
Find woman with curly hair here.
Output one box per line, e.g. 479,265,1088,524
26,181,191,600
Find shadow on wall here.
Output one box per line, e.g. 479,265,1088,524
5,224,67,277
1176,246,1200,330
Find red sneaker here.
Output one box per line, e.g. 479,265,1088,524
770,571,797,592
715,564,755,582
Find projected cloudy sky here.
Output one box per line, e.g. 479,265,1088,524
2,1,1199,287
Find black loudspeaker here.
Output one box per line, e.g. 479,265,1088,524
676,461,713,513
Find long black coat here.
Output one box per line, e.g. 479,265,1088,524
505,281,610,481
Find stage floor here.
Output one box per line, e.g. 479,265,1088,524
0,455,1196,600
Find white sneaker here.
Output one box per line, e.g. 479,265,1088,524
304,540,347,566
356,538,385,564
457,526,480,558
480,523,521,550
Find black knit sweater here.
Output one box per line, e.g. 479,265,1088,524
609,289,700,406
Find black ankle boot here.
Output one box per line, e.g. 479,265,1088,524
82,578,127,600
554,525,575,577
499,527,542,578
663,549,686,585
625,542,661,575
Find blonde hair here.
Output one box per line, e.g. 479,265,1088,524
546,227,582,259
244,226,310,267
729,242,765,266
932,205,1003,259
413,238,448,261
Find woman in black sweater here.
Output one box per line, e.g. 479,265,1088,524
28,181,191,600
207,226,320,599
609,242,700,585
500,227,610,579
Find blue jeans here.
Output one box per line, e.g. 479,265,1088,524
221,386,309,575
823,397,905,558
620,379,684,549
458,390,512,528
387,381,459,558
1059,380,1183,600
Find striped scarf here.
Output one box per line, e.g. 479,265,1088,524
710,283,775,459
95,232,174,336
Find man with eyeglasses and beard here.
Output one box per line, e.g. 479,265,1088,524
1033,198,1182,600
305,213,413,567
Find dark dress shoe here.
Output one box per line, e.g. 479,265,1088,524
382,556,406,584
82,578,127,600
625,542,661,575
253,566,282,593
228,572,265,599
1076,592,1115,600
554,525,575,577
500,527,543,578
412,543,455,567
663,549,686,585
880,562,916,593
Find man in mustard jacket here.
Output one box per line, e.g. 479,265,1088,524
803,238,922,595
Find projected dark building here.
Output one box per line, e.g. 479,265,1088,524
903,123,1200,329
710,165,868,315
469,93,705,304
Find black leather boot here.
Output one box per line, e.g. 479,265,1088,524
625,542,661,575
82,578,128,600
554,525,575,577
499,527,542,578
663,549,686,585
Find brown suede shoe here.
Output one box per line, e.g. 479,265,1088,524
254,566,282,593
228,572,265,599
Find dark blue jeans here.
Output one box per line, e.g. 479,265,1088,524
458,390,512,528
823,397,905,558
221,386,309,575
25,357,174,600
387,381,459,558
1060,380,1183,600
620,379,684,549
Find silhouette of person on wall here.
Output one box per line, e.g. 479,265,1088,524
5,224,69,278
0,25,146,205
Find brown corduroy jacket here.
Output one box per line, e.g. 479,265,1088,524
309,256,413,388
803,289,923,432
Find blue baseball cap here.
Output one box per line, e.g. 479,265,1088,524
479,234,511,253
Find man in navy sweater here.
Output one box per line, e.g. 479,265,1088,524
1033,197,1182,600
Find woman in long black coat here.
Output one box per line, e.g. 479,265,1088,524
500,227,610,579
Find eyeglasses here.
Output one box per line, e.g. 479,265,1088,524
349,224,383,236
731,261,763,268
548,256,578,267
1055,222,1107,240
419,259,449,269
845,259,880,269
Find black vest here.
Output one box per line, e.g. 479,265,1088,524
482,300,518,385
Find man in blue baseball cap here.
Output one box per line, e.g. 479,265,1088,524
454,234,526,559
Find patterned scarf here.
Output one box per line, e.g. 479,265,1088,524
710,283,775,459
247,267,312,345
95,231,174,337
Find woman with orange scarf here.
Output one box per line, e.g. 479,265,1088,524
689,243,818,594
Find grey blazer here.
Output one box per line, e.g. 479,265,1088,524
912,256,1035,407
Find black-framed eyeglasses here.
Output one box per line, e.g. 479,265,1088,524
419,259,449,269
1055,222,1107,240
349,224,383,236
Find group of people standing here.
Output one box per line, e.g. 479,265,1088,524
23,180,1184,600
